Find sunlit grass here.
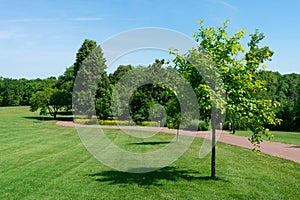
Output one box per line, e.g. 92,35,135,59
0,107,299,199
235,130,300,146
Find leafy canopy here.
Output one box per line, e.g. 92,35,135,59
172,20,281,148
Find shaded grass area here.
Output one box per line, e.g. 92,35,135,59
0,107,300,199
235,130,300,146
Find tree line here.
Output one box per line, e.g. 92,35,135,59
0,24,299,132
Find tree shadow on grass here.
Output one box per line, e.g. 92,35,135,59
130,141,171,145
24,116,74,122
89,166,227,186
286,145,300,149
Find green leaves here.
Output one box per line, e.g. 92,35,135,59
174,20,281,147
73,43,107,117
29,88,70,119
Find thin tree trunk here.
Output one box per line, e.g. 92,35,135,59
232,123,236,134
211,126,216,179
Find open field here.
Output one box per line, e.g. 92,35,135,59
235,130,300,146
1,107,300,199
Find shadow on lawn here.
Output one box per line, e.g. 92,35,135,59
130,141,171,145
89,166,227,186
287,145,300,149
24,116,73,121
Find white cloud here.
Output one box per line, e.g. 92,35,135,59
0,31,16,40
0,18,35,23
218,0,237,11
208,0,238,11
0,31,24,40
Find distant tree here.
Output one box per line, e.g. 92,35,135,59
109,65,134,119
295,82,300,127
109,65,133,85
0,77,4,106
1,78,23,106
95,72,112,119
72,40,107,118
57,66,75,89
30,88,70,119
56,66,75,110
19,79,43,106
128,61,167,123
110,60,184,125
275,73,300,131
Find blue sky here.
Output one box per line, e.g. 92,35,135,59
0,0,299,78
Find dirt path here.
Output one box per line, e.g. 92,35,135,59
56,121,300,163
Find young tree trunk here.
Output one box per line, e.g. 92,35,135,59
211,126,216,179
211,109,217,179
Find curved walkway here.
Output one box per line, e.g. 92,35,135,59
56,121,300,163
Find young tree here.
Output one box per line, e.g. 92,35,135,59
172,20,281,178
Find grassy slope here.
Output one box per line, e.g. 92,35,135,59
0,107,299,199
235,130,300,146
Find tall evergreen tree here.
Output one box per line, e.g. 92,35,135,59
95,72,112,119
73,39,97,78
72,40,107,118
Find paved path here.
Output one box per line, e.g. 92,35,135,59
56,121,300,163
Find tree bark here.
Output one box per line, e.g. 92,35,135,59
232,123,236,134
211,126,216,179
211,109,217,179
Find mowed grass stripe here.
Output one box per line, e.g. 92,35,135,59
0,141,84,174
0,140,94,199
1,107,300,199
235,130,300,146
0,127,76,152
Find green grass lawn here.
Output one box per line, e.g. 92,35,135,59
1,107,300,199
235,130,300,146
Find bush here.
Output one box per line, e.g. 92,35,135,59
198,121,209,131
74,119,158,127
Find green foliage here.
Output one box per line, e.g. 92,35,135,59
190,20,281,147
110,61,179,127
170,52,213,124
30,88,70,119
73,39,97,77
257,71,300,131
0,34,299,133
95,72,112,119
109,65,133,85
198,121,209,131
73,41,107,117
1,78,23,106
0,77,57,107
